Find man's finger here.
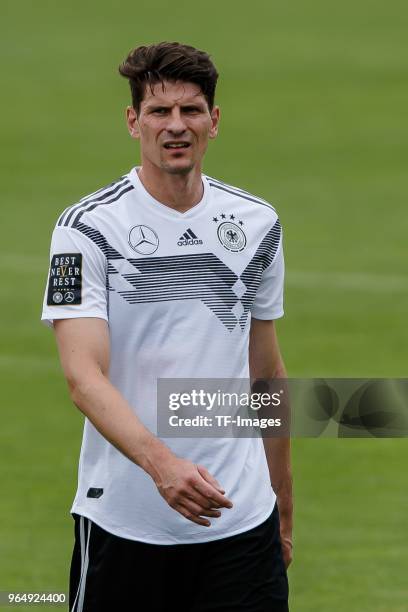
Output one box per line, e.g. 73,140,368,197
191,483,224,507
193,480,233,509
183,498,222,519
185,491,223,511
197,465,225,493
177,504,211,527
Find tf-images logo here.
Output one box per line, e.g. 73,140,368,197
177,228,203,247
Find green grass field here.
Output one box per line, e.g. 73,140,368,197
1,0,407,610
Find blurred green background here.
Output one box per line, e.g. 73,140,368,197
1,0,407,610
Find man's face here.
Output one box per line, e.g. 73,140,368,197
126,80,220,175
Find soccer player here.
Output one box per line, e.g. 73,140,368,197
41,42,292,612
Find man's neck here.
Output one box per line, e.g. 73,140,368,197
137,163,204,213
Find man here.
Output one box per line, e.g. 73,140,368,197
41,42,292,611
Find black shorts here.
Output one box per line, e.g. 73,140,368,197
69,505,289,612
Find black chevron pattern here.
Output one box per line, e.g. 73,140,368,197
74,220,281,331
239,220,281,329
74,222,125,260
122,253,239,330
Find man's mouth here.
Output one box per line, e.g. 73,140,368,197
163,142,191,149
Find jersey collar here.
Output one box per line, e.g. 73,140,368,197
128,166,211,220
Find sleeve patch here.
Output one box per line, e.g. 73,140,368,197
47,253,82,306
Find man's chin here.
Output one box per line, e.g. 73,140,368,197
161,160,196,176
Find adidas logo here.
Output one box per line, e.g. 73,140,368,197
177,228,203,246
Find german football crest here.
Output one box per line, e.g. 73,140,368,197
213,213,246,252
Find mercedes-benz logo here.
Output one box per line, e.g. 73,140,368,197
65,291,75,303
128,225,159,255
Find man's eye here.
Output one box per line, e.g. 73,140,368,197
152,108,168,115
183,107,201,114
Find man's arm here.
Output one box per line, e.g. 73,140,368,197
249,317,293,568
53,317,233,527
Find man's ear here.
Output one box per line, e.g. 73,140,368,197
209,105,220,139
126,106,140,139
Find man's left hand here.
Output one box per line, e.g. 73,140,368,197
280,532,293,569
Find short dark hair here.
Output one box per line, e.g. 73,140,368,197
118,42,219,113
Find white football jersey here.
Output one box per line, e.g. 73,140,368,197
41,167,284,544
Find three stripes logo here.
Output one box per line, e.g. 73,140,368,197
177,228,203,247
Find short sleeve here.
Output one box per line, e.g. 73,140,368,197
41,226,108,328
250,226,285,320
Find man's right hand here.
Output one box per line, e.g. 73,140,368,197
153,456,233,527
53,318,232,528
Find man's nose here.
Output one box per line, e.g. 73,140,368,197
166,109,187,134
